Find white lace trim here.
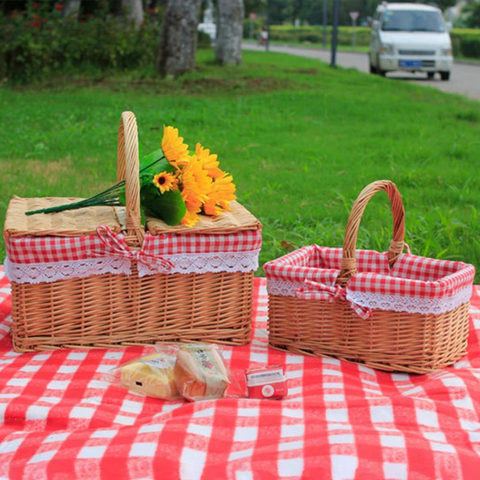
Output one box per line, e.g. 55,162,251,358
138,249,260,277
5,249,260,284
267,277,472,315
347,286,472,315
267,278,305,297
4,255,131,284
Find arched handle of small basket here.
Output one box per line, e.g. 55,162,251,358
336,180,405,287
117,111,145,247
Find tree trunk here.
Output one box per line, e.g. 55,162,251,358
155,0,201,78
63,0,81,19
122,0,144,26
215,0,244,66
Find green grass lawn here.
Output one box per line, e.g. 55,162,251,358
1,49,480,280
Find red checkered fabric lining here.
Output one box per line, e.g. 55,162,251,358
263,246,342,285
5,235,105,263
143,231,262,256
264,245,475,299
5,230,262,264
349,267,475,298
1,269,480,479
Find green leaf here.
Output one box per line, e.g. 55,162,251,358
117,185,126,206
140,148,169,172
140,183,160,203
139,154,175,191
139,164,171,189
142,188,186,226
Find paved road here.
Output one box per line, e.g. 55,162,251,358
243,43,480,102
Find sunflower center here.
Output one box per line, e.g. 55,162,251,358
159,177,166,184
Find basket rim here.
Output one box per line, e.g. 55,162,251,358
263,244,475,297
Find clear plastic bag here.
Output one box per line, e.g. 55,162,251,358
105,343,244,402
170,343,232,402
104,346,181,400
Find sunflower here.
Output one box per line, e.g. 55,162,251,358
153,171,179,194
195,143,223,179
180,209,200,227
203,173,237,216
180,155,212,226
161,126,190,168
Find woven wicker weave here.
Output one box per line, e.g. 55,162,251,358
5,112,260,352
266,181,473,374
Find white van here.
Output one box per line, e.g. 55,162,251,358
369,2,453,80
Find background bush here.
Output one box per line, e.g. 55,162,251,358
268,25,371,48
1,4,479,85
0,2,210,84
243,17,263,40
450,30,480,58
197,30,213,49
264,25,480,60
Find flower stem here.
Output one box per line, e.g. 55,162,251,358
25,155,166,216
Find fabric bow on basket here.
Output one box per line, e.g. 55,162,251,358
296,279,372,319
95,226,174,274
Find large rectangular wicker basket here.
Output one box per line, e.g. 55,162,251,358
4,112,262,352
264,180,475,374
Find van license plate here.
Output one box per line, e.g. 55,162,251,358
399,60,422,68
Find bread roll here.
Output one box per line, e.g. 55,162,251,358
120,352,179,399
174,345,230,401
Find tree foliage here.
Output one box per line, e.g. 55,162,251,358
243,0,458,26
465,2,480,28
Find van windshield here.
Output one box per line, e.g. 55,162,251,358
381,10,445,32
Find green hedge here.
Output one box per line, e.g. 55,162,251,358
0,4,157,83
266,25,480,60
268,26,371,48
0,3,211,84
450,30,480,58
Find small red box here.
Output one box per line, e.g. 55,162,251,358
245,365,288,399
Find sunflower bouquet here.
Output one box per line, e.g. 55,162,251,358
26,126,236,227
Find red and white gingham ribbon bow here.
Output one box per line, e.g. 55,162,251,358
296,279,372,319
96,226,174,273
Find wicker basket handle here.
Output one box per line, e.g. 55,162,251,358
117,111,145,247
336,180,405,286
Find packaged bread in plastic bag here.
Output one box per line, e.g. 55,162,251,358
105,347,180,400
173,344,231,402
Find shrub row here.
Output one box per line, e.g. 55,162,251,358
450,30,480,58
265,25,480,60
268,26,371,48
0,4,211,84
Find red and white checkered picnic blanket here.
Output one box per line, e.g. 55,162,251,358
1,266,480,479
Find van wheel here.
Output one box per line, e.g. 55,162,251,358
377,69,386,77
427,72,435,79
440,71,450,81
370,63,377,74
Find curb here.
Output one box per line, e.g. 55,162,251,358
242,42,480,67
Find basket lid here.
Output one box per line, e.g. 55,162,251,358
3,196,125,238
146,201,262,235
4,198,261,238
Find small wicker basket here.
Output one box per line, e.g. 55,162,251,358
4,112,262,352
264,180,475,374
